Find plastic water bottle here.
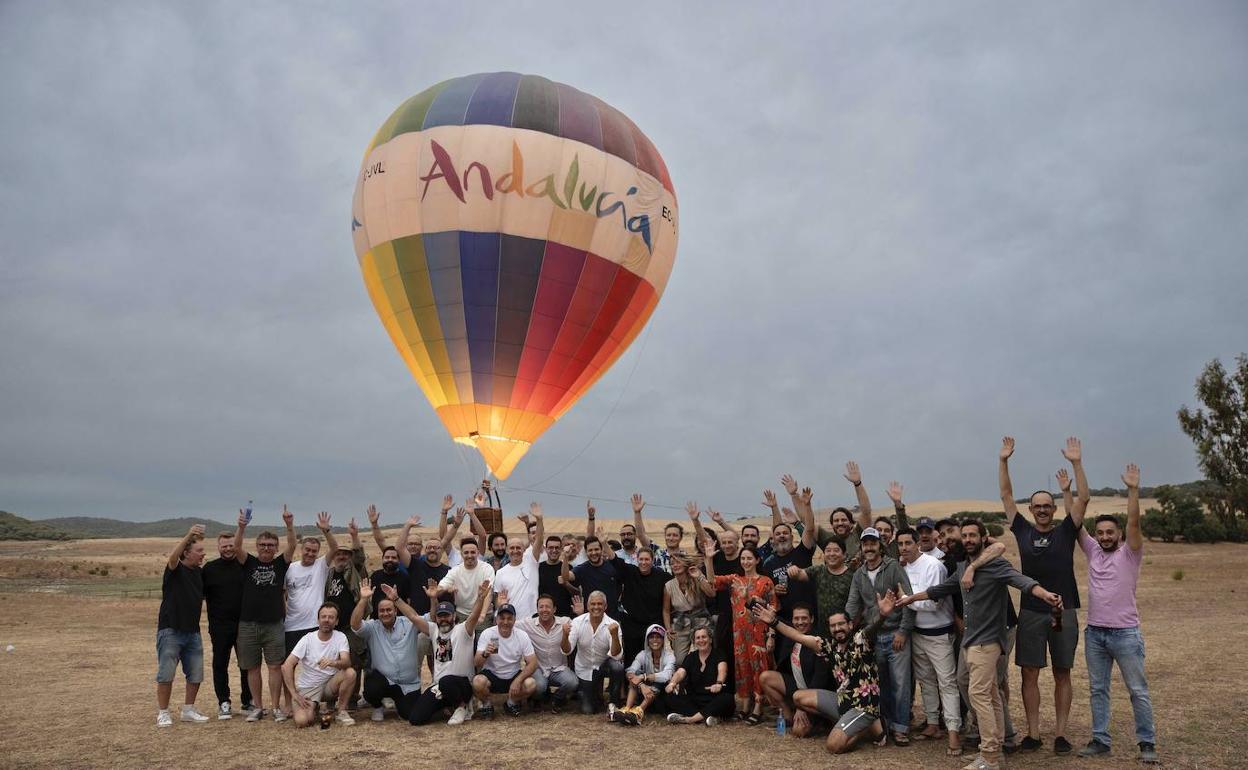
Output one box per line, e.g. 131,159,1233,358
244,500,253,524
776,713,786,736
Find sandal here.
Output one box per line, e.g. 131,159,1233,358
946,746,963,757
744,713,763,726
734,711,748,722
893,732,911,746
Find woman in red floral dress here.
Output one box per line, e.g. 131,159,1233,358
704,538,777,723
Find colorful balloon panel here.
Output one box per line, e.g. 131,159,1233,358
352,72,678,479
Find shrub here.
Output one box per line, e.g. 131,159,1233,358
986,523,1004,537
1172,569,1185,581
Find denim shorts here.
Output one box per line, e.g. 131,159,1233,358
156,628,204,684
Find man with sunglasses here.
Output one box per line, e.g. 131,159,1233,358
1000,436,1089,755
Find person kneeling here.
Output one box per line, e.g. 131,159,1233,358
618,624,676,725
281,604,356,727
759,603,829,738
472,603,538,717
663,627,733,726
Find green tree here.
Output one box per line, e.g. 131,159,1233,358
1177,354,1248,541
1140,485,1206,543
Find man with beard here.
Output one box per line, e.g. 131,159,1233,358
561,590,625,714
561,532,621,616
815,462,876,567
518,594,579,710
1075,465,1158,765
282,603,356,727
758,604,829,738
368,546,409,614
763,475,818,622
898,519,1063,770
631,494,686,573
280,512,340,717
537,534,575,617
492,503,545,621
606,505,670,662
408,581,492,725
202,531,253,719
844,527,915,745
350,581,423,722
322,519,367,709
1001,436,1088,755
234,507,298,723
936,519,965,574
787,538,854,636
754,593,899,754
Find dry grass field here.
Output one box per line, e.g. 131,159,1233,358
1,499,1245,769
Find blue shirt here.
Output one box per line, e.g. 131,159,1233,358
357,616,422,694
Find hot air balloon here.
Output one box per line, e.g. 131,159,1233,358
351,73,678,480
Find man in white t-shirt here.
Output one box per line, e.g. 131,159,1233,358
492,506,545,620
472,603,538,717
280,603,355,728
438,538,495,629
407,581,492,726
280,513,339,718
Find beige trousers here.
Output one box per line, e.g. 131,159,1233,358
966,642,1005,762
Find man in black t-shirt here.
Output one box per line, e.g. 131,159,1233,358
201,531,253,718
562,536,622,613
1000,436,1089,755
369,546,410,612
232,507,297,722
538,535,575,616
155,524,208,727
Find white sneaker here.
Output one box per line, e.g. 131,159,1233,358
180,706,210,723
382,698,395,710
447,705,470,726
336,710,355,726
272,708,289,723
218,701,232,720
371,707,385,722
667,712,683,723
156,710,173,727
705,716,721,726
607,703,618,722
353,698,371,710
245,708,266,722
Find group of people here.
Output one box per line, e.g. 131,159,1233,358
155,437,1159,768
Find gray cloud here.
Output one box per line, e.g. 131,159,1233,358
2,1,1245,523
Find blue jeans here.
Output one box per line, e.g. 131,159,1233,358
876,631,913,734
532,667,579,702
1085,625,1155,746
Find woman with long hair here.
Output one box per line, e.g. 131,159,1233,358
704,535,777,724
662,555,714,661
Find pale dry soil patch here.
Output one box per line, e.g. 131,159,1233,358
0,527,1243,769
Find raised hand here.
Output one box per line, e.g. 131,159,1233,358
477,579,492,600
188,523,206,539
750,601,777,625
1056,468,1071,492
496,589,509,607
685,501,700,521
702,533,718,556
562,619,574,636
886,481,903,506
1122,463,1140,490
799,486,814,506
529,501,543,519
708,508,725,525
607,621,620,636
570,593,584,615
316,511,332,532
440,494,454,513
379,583,398,602
347,517,359,538
877,588,897,617
237,509,247,528
631,493,645,514
281,505,294,527
1000,437,1015,461
761,489,777,509
586,499,596,518
780,474,798,495
424,580,440,600
359,581,374,600
843,462,862,486
780,507,798,525
516,512,531,526
1062,436,1082,463
367,504,380,527
406,514,421,528
453,507,467,526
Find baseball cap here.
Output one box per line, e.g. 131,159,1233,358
435,601,456,616
496,603,516,617
859,527,881,541
916,517,936,531
645,623,667,639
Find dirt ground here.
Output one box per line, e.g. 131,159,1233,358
1,520,1245,769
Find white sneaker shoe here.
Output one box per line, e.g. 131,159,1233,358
705,716,721,726
218,701,232,720
272,708,288,723
245,708,266,722
180,706,210,723
371,707,385,722
156,710,173,727
336,710,355,726
447,705,470,726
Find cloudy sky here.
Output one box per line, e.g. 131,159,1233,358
2,1,1245,525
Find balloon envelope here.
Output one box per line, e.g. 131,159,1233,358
352,72,678,479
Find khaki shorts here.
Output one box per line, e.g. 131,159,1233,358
298,671,346,703
236,621,284,669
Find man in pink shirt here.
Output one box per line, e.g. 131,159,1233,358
1075,464,1158,765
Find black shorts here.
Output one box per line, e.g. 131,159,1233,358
783,673,801,699
482,669,517,694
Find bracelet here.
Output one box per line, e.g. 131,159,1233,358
853,481,862,487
